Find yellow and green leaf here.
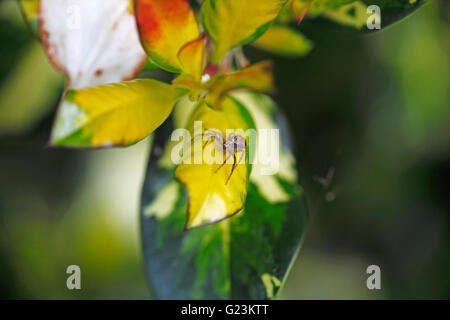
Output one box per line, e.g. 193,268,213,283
252,25,312,57
19,0,40,35
232,91,299,203
321,1,368,29
306,0,358,16
290,0,315,24
140,91,308,299
174,97,256,229
177,34,207,81
201,0,288,63
205,61,274,109
280,0,362,23
51,79,188,148
135,0,199,73
173,61,274,110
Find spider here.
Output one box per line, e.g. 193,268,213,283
193,129,247,185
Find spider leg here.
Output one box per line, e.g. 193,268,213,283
192,129,221,141
225,153,238,185
237,149,245,165
214,152,232,174
214,131,225,145
205,129,224,142
191,131,223,150
191,132,212,144
203,139,212,149
191,133,211,149
205,132,224,150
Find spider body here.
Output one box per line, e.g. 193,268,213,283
194,129,247,185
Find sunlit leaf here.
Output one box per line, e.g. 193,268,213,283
174,97,256,229
290,0,315,24
39,0,147,89
178,34,207,81
51,79,187,148
282,0,428,31
252,25,312,57
140,94,308,299
321,1,368,29
287,0,356,17
205,62,274,109
201,0,288,63
135,0,199,73
172,61,274,110
278,0,356,23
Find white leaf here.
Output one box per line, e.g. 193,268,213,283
40,0,147,89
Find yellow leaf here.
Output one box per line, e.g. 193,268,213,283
173,61,274,109
322,1,368,29
174,97,256,229
205,61,274,109
290,0,315,24
252,25,312,57
177,34,207,81
201,0,288,62
135,0,199,73
51,79,188,147
288,0,358,22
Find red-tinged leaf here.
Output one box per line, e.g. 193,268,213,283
39,0,147,89
135,0,199,73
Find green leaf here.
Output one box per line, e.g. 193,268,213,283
201,0,288,63
321,1,369,29
142,59,160,70
277,0,356,23
18,0,40,36
51,79,188,148
359,0,428,31
140,92,309,299
279,0,428,31
252,25,313,57
308,0,358,14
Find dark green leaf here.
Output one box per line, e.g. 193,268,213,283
279,0,428,31
140,94,309,299
360,0,428,31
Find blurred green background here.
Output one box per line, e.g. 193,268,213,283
0,0,448,299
